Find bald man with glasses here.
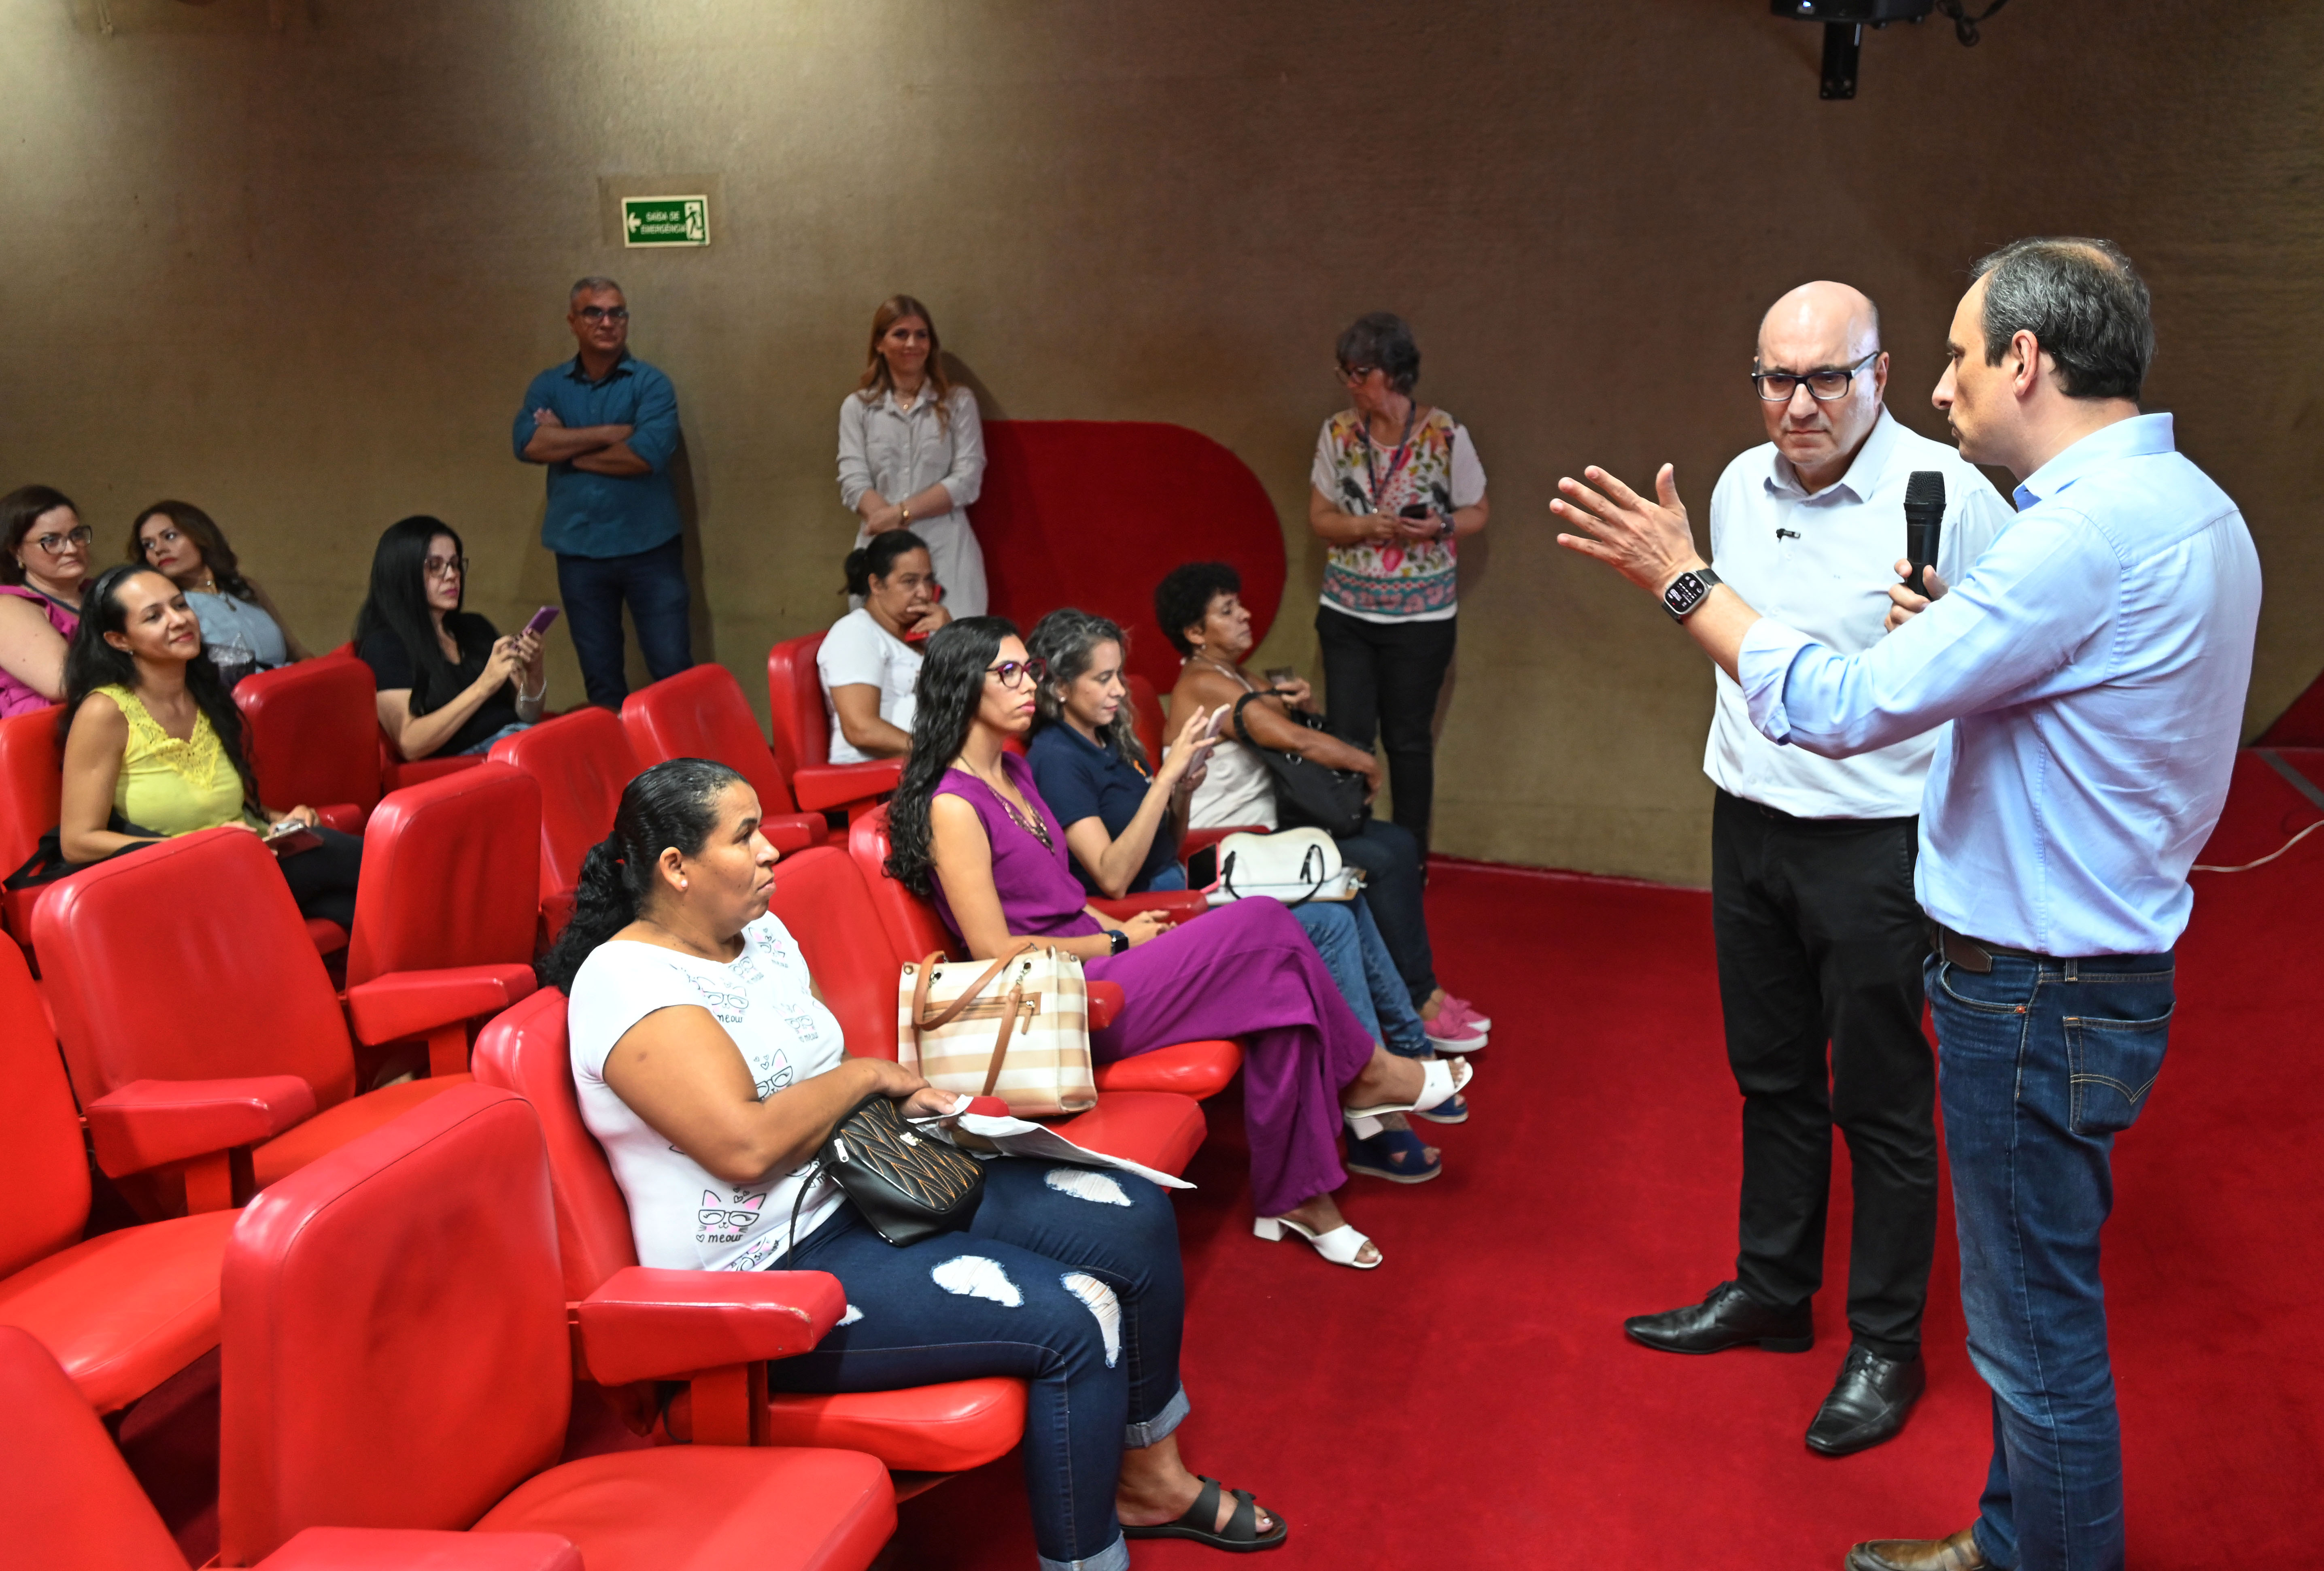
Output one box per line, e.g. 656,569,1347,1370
1618,283,2012,1456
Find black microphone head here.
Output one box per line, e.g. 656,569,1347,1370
1905,470,1946,511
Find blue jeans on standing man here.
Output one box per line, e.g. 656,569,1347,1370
555,535,693,708
1929,948,2176,1571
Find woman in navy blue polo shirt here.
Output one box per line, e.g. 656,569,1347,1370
1025,608,1461,1183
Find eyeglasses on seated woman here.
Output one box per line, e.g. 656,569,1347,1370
884,616,1472,1272
130,500,313,685
54,565,362,929
0,483,92,719
535,757,1286,1563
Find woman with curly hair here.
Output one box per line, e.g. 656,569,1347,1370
885,617,1472,1270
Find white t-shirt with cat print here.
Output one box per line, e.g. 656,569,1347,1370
568,915,850,1271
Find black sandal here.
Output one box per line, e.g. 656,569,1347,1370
1122,1475,1288,1553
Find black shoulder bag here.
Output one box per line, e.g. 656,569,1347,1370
1231,691,1368,839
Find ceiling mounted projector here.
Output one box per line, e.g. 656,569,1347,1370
1773,0,2008,101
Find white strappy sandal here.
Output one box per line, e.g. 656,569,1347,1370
1253,1214,1381,1269
1342,1054,1473,1122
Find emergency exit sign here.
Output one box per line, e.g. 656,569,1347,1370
622,196,710,247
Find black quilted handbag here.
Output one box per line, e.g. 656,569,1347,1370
790,1091,986,1250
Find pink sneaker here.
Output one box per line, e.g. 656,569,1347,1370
1440,994,1492,1033
1425,998,1487,1054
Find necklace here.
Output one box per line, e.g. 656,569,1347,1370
965,764,1054,850
1357,400,1422,511
1190,652,1255,691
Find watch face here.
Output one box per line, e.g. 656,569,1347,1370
1663,572,1708,618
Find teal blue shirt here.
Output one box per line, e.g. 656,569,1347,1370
513,351,682,559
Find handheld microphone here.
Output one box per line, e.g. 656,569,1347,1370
1903,470,1946,598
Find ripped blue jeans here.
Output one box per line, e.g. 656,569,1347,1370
771,1159,1187,1571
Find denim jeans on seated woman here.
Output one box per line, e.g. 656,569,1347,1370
1929,949,2176,1571
769,1159,1187,1571
459,720,533,756
1287,896,1431,1057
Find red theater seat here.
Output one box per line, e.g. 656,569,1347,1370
767,631,905,815
0,943,239,1413
33,827,474,1211
234,656,381,829
491,708,639,944
343,763,543,1078
844,808,1243,1103
0,703,62,948
0,1325,585,1569
620,666,826,853
218,1084,895,1571
472,991,1028,1473
976,420,1287,694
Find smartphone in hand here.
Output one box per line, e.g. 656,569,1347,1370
522,606,561,638
263,820,323,857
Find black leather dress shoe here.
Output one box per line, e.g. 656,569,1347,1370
1807,1344,1926,1456
1623,1281,1814,1354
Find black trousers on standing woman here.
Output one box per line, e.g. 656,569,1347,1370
1711,789,1937,1361
1315,604,1457,858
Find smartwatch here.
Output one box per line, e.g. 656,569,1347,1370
1661,566,1723,621
1108,929,1131,955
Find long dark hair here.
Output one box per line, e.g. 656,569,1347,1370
1027,607,1145,770
61,565,257,803
536,757,749,993
843,528,930,598
2,485,79,587
128,500,257,601
354,516,464,697
883,615,1012,897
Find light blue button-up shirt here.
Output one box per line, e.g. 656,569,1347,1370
1736,414,2261,956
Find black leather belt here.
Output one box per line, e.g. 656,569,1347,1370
1926,920,2045,974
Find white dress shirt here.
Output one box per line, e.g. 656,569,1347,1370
837,383,988,618
1706,408,2013,819
1738,414,2261,956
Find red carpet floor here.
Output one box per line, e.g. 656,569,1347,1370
886,786,2324,1567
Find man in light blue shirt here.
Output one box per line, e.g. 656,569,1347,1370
514,276,690,708
1552,239,2260,1571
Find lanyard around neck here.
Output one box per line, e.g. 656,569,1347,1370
1357,402,1421,510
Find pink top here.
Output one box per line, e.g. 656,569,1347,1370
0,585,76,719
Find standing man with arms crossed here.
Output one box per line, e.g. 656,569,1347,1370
514,276,692,708
1622,282,2011,1458
1555,240,2260,1571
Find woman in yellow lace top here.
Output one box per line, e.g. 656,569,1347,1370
58,566,362,928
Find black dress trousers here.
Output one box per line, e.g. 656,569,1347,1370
1710,789,1937,1360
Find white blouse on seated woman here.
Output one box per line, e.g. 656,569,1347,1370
567,912,846,1271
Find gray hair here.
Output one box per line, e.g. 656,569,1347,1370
1026,607,1147,768
1970,238,2152,402
1335,312,1421,395
569,275,624,304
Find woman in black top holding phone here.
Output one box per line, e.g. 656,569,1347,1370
356,516,549,761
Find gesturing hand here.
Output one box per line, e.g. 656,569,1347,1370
1885,559,1950,632
1551,464,1705,595
1159,706,1221,788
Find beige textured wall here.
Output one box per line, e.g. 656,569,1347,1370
4,0,2318,883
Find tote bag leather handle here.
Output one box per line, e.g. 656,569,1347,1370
911,937,1037,1033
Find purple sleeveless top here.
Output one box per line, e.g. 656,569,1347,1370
928,754,1104,943
0,585,76,719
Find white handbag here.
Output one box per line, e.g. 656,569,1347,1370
1202,827,1366,907
898,940,1097,1118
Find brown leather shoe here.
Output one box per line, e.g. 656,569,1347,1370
1842,1528,1989,1571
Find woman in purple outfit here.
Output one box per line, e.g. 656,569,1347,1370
886,617,1470,1270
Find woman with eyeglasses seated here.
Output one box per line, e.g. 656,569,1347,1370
0,485,91,719
540,757,1287,1563
887,617,1471,1271
1159,560,1490,1059
355,515,546,762
57,565,361,926
131,500,312,685
1025,608,1455,1185
818,529,947,765
837,294,988,617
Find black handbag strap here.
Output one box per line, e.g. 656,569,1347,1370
1219,836,1329,908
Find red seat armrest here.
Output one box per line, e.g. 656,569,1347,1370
344,964,540,1046
1180,825,1265,863
311,803,367,834
764,812,827,854
1088,891,1210,925
577,1266,849,1386
261,1528,582,1570
1088,981,1124,1031
790,759,904,812
85,1075,318,1177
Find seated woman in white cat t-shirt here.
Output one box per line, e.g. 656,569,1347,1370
542,758,1284,1563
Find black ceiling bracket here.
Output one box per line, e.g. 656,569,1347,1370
1820,22,1863,98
